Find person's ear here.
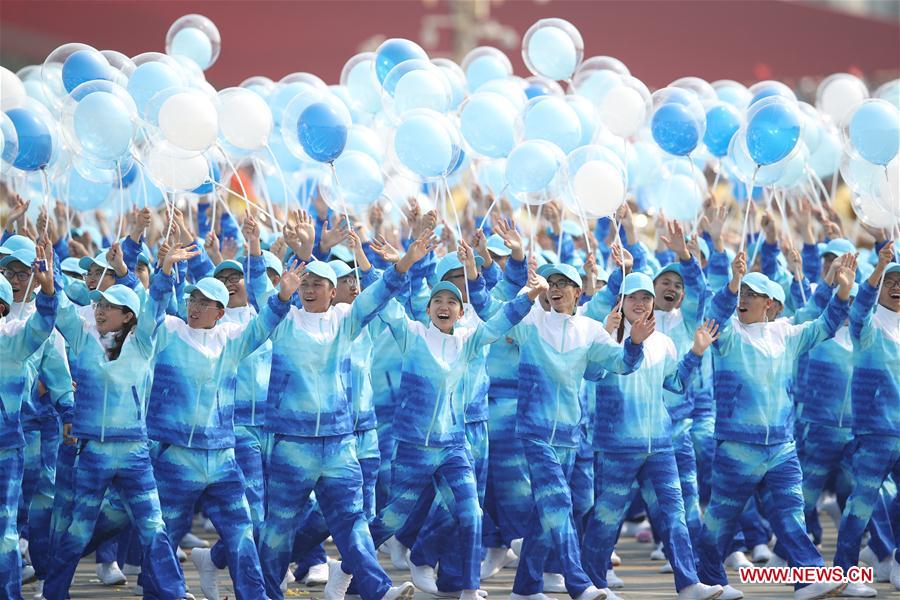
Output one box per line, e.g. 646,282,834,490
0,304,7,318
215,307,226,321
123,312,135,324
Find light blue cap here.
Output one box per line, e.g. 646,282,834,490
0,247,37,269
821,238,855,257
561,220,583,238
486,234,511,257
430,280,463,303
328,260,357,280
696,237,710,260
621,272,655,297
544,263,583,288
435,253,485,282
742,272,772,296
61,257,85,275
213,260,244,277
328,244,354,264
78,250,111,272
262,250,283,276
768,280,786,305
185,277,229,307
886,262,900,276
536,263,555,279
0,276,12,306
850,282,860,298
0,235,36,256
541,250,560,265
137,252,152,266
654,263,682,281
305,260,337,287
90,284,141,315
596,266,610,283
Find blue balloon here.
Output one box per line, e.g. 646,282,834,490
523,97,582,153
525,26,577,81
651,103,701,156
192,159,221,194
331,151,384,207
704,103,742,158
505,140,562,193
62,49,111,93
73,91,134,161
170,27,213,69
298,102,348,163
466,55,509,92
394,113,453,179
268,130,303,172
116,160,139,188
749,81,796,107
6,107,52,171
460,92,516,158
525,84,550,99
746,101,801,166
127,62,182,116
67,168,112,211
849,100,899,166
375,39,428,84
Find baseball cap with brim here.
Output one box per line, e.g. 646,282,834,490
430,281,463,304
622,272,655,297
305,260,337,287
213,260,244,277
185,277,229,308
821,238,855,257
561,220,583,238
0,235,36,256
90,284,141,315
0,247,37,269
886,263,900,276
541,250,560,265
654,263,682,281
768,281,786,305
486,234,511,257
544,263,583,288
61,257,85,276
78,250,111,272
262,251,284,276
435,253,485,282
742,272,772,296
328,244,354,264
137,252,152,267
0,276,12,306
596,267,610,283
536,263,555,279
329,260,357,280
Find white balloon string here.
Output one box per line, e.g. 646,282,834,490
23,169,52,301
252,157,282,233
329,162,361,292
479,194,500,232
829,156,840,204
773,189,806,304
445,176,470,305
609,212,625,312
262,144,291,218
710,160,722,195
739,166,759,255
217,146,250,216
96,161,126,289
208,180,281,227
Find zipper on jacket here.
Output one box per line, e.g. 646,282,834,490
315,319,325,436
101,379,108,443
188,387,203,448
548,319,569,445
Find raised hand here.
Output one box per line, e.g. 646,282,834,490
610,243,633,274
32,239,55,295
630,311,655,344
823,219,842,241
471,229,492,264
204,230,222,265
319,216,347,254
5,196,30,231
706,205,729,251
130,207,152,242
106,242,128,277
242,212,260,243
761,211,777,243
660,220,690,260
729,251,747,293
369,235,402,264
403,197,421,237
68,238,89,259
457,238,478,281
397,229,439,273
162,244,200,275
221,237,239,261
526,264,549,301
692,319,720,355
617,202,636,244
583,252,598,297
494,217,524,260
278,261,306,301
544,201,562,235
785,246,803,281
834,253,858,300
605,298,623,335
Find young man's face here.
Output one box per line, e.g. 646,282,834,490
215,268,248,308
186,291,225,329
333,274,359,305
738,285,772,324
442,268,469,303
653,273,684,312
299,274,336,313
879,272,900,312
84,264,117,292
546,274,580,315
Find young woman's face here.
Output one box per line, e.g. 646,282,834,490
427,291,463,333
546,275,580,315
738,285,772,324
879,272,900,312
3,261,35,303
93,301,135,335
84,265,116,292
653,272,684,312
136,263,150,289
299,274,336,313
624,291,654,324
334,274,359,305
186,291,225,329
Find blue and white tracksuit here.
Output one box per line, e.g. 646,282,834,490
696,283,849,590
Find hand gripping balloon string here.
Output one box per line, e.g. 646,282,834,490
330,161,361,292
609,212,626,313
445,176,470,306
22,168,52,302
739,166,759,255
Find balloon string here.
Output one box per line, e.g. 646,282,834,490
710,160,722,195
773,189,806,304
217,146,250,216
252,158,283,233
829,156,840,204
479,194,500,232
208,180,282,227
445,176,470,306
23,169,52,302
262,143,291,217
96,161,126,289
739,166,759,255
329,162,361,293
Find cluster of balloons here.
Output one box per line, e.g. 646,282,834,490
1,13,898,231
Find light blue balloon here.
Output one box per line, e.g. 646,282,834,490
655,174,703,221
849,100,899,166
809,128,841,178
333,150,384,207
576,70,622,106
466,55,510,91
566,95,598,148
479,78,528,111
23,79,54,110
627,141,662,191
346,61,381,114
345,125,384,163
268,130,303,172
127,62,182,116
526,27,576,81
67,168,113,211
746,101,801,166
476,158,507,197
394,114,453,178
505,140,562,193
170,27,213,70
715,83,751,109
460,92,516,158
704,103,742,158
523,97,582,153
267,82,314,126
73,91,134,160
394,69,449,114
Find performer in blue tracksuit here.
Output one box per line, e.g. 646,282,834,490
0,244,59,600
582,271,723,600
140,239,300,600
695,252,854,600
41,279,186,599
834,243,900,591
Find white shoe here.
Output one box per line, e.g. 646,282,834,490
620,519,648,537
794,582,847,599
510,538,523,557
891,557,900,590
659,561,674,573
650,542,666,561
600,590,622,600
542,573,566,593
131,583,143,596
751,544,773,563
819,496,843,530
859,546,891,582
32,580,44,600
765,553,788,568
574,585,606,600
509,594,553,600
724,551,753,571
380,582,416,600
606,569,624,589
718,585,744,600
97,561,127,585
678,582,724,600
190,547,220,600
481,547,517,580
281,567,294,592
22,564,36,584
123,563,141,576
610,551,621,567
325,560,353,600
432,590,489,598
407,554,438,594
181,532,209,549
202,517,216,531
839,582,877,597
381,536,409,571
305,561,329,586
177,546,187,562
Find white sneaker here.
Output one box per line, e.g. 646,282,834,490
819,496,843,530
610,551,621,567
891,557,900,590
542,573,566,593
724,551,753,571
432,590,489,598
510,538,523,557
281,567,295,592
751,544,773,563
19,538,29,560
859,546,892,582
765,553,788,568
190,547,220,600
481,547,517,580
838,582,877,597
32,580,44,600
509,594,553,600
202,517,216,531
177,546,187,562
718,585,744,600
620,519,648,538
794,582,847,599
574,585,606,600
305,561,329,586
380,582,416,600
650,542,666,561
600,590,622,600
606,569,624,589
407,554,438,594
677,582,724,600
22,564,36,584
123,563,141,576
381,536,409,571
181,532,209,549
659,561,674,573
131,583,143,596
97,561,128,585
325,560,353,600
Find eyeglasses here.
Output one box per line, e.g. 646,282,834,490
216,273,243,285
86,268,111,279
547,279,576,290
94,300,124,312
742,289,769,299
884,278,900,290
187,297,219,310
2,268,30,282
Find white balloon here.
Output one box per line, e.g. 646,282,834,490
218,88,273,151
145,144,208,191
572,160,625,217
882,156,899,217
0,67,27,112
852,194,899,229
817,74,868,124
598,86,646,138
158,92,218,152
